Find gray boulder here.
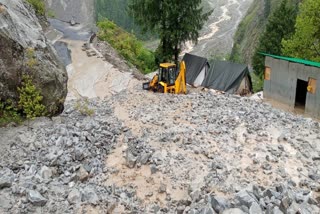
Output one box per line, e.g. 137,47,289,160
0,0,67,116
235,190,257,208
200,206,215,214
210,196,230,213
27,190,47,206
0,195,12,210
0,176,12,189
81,187,99,205
222,208,245,214
67,189,81,205
40,166,52,180
249,202,263,214
125,150,137,168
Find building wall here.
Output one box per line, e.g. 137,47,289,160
264,56,320,119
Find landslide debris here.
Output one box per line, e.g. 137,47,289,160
1,87,319,213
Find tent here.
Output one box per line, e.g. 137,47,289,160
182,53,210,86
202,60,252,95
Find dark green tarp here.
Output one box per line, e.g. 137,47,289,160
202,60,252,93
182,53,209,85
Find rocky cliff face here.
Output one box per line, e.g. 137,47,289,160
0,0,68,115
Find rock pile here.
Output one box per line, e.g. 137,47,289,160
1,88,320,213
186,184,319,213
108,89,320,213
0,99,143,213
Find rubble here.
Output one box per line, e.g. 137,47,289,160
0,88,320,213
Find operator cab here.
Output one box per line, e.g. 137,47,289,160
159,63,177,86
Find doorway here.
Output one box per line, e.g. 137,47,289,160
295,79,308,110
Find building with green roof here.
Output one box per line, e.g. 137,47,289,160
261,53,320,119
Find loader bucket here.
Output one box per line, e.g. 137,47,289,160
142,82,150,90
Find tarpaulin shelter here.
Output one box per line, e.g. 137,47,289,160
202,60,252,95
182,53,210,87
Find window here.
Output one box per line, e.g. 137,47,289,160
264,67,271,80
168,67,176,85
308,78,317,94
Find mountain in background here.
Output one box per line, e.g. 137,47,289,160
229,0,300,65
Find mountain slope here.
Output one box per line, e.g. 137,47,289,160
230,0,300,65
230,0,279,64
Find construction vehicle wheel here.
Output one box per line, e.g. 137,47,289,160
157,85,164,93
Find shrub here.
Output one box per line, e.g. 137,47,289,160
18,75,46,119
97,19,157,74
75,99,95,116
251,72,264,92
26,0,45,16
0,99,23,126
47,10,55,18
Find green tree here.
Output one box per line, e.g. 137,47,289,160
129,0,212,63
252,0,298,78
282,0,320,61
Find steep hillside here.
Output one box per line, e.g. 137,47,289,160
230,0,281,64
95,0,149,40
231,0,301,64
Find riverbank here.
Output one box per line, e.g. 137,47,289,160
183,0,253,58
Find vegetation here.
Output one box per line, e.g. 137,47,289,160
251,72,265,93
47,10,56,18
0,47,47,126
26,0,45,16
251,0,298,85
230,0,275,64
75,99,95,116
17,75,46,120
129,0,212,64
95,0,153,40
282,0,320,62
0,100,23,126
0,74,46,126
97,19,157,73
230,0,301,65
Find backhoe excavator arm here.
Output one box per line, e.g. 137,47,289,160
174,61,186,94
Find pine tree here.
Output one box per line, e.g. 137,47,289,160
282,0,320,61
129,0,212,63
252,0,298,77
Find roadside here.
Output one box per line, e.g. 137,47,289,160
45,19,141,101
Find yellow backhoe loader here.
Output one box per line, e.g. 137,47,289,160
143,61,186,94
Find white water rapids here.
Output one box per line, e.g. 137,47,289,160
181,0,253,58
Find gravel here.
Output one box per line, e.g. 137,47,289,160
0,87,320,213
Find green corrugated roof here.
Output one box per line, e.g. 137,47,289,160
260,53,320,68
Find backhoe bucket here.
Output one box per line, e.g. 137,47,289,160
142,82,150,90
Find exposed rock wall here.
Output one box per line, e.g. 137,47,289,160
0,0,67,115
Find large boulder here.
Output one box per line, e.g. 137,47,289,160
0,0,67,115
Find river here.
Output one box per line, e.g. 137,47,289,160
46,0,253,60
183,0,253,58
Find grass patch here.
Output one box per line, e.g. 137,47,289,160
97,19,157,74
26,0,45,16
75,99,95,116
